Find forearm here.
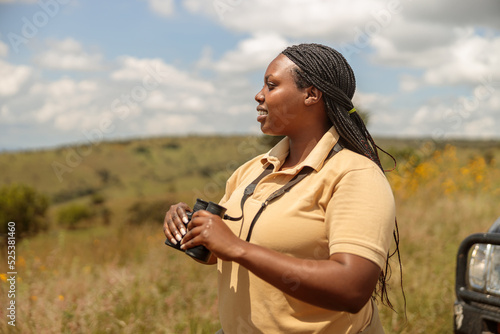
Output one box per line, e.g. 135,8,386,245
180,211,380,312
233,240,380,313
193,253,217,265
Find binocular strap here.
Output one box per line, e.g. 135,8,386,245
236,141,344,242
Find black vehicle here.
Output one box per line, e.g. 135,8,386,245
454,217,500,334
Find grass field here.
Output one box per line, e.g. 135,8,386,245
1,135,499,333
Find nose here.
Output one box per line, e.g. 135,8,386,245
255,88,264,104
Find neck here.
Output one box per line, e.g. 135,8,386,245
281,126,330,170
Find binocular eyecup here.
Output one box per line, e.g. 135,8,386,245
164,198,227,263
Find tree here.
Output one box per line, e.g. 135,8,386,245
0,184,50,239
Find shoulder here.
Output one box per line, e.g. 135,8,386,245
325,148,386,179
222,153,268,198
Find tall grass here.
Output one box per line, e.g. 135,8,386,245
1,137,499,333
379,143,500,333
0,224,219,333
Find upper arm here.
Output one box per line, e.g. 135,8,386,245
328,252,381,312
326,166,395,270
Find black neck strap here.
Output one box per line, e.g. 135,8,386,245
224,142,343,241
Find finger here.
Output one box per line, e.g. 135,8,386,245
187,212,205,231
164,203,189,244
170,209,186,238
180,228,201,250
189,210,212,225
174,206,191,236
163,217,177,245
178,206,190,225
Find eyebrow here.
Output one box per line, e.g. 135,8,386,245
264,74,274,82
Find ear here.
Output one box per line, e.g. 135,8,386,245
304,86,322,106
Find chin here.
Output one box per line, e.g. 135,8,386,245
260,123,284,137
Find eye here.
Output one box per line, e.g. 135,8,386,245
266,81,276,90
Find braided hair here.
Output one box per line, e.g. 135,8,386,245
282,43,404,311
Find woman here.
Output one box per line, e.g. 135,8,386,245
164,43,400,333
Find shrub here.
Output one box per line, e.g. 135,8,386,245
0,184,50,238
91,192,106,206
127,199,173,225
57,203,93,229
134,145,150,155
52,186,98,204
162,141,180,150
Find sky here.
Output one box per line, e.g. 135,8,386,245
0,0,499,151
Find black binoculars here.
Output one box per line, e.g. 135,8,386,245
164,198,227,263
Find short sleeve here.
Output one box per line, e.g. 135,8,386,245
326,166,396,270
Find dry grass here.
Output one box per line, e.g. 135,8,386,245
0,224,219,333
378,142,500,333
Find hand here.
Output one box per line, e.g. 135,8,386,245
163,202,191,245
180,210,244,262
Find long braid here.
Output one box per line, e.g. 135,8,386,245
282,44,383,170
282,43,405,312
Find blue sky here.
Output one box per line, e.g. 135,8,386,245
1,0,499,151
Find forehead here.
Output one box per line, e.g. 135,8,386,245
264,54,297,79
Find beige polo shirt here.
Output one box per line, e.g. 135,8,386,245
217,127,395,333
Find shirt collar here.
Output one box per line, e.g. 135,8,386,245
260,126,340,172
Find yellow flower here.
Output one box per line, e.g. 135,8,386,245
58,295,64,301
17,256,26,268
0,273,6,282
31,295,38,301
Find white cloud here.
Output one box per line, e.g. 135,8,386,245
353,91,398,131
0,39,8,57
379,32,500,90
142,90,177,110
36,38,104,71
183,0,500,91
206,33,289,73
422,35,500,87
353,91,394,110
143,114,199,135
111,56,215,93
0,0,37,2
398,82,500,138
182,0,499,46
399,75,421,92
0,105,13,122
369,22,460,68
0,59,32,96
403,0,500,29
0,53,230,140
31,78,100,126
184,0,387,40
463,117,496,138
146,0,175,17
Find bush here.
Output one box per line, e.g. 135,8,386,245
52,186,99,204
57,203,93,229
127,199,173,225
0,184,50,238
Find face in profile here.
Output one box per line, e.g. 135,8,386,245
254,54,309,137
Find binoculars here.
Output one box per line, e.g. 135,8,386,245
164,198,227,263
